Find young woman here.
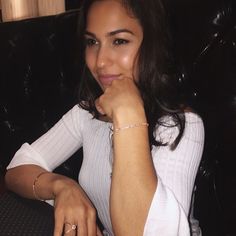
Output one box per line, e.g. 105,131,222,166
5,0,204,235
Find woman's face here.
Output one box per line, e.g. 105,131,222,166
85,0,143,91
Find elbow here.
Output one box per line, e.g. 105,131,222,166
4,167,20,191
4,169,13,190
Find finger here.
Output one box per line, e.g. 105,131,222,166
54,209,64,236
95,98,105,115
87,210,97,236
96,226,103,236
64,222,77,236
123,76,133,81
77,218,87,236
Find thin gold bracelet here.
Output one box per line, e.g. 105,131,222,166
114,122,149,133
32,171,49,201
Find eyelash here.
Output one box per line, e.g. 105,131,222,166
85,38,98,47
113,38,129,45
85,38,130,47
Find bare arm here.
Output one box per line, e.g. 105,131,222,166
5,164,72,200
111,108,157,236
5,165,102,236
97,78,157,235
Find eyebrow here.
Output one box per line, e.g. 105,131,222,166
85,29,134,38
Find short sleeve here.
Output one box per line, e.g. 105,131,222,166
7,105,84,171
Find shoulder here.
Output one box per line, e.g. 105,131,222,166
184,112,204,139
183,111,204,134
155,112,204,146
59,104,95,133
62,104,93,121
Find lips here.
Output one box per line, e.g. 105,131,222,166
98,74,121,86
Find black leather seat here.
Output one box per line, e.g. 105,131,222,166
0,10,83,179
169,0,235,235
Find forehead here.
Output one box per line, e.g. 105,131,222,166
86,0,142,33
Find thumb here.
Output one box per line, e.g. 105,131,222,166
97,226,103,236
95,98,106,115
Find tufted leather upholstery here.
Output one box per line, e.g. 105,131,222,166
169,0,235,235
0,0,235,235
0,10,83,179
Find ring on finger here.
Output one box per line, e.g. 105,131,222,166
64,222,77,234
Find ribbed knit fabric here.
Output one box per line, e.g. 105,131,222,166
8,105,204,236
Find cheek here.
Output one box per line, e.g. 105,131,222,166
119,50,139,80
120,52,136,73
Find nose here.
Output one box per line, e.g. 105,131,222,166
96,45,112,69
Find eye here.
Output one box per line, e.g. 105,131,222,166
113,38,129,45
85,38,98,47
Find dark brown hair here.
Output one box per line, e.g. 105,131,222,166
77,0,189,149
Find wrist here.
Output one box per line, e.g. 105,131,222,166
113,106,147,128
52,175,78,198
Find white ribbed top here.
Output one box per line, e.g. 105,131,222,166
8,105,204,236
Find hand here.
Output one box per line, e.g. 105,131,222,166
95,77,145,123
53,179,102,236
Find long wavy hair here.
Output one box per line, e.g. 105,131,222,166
77,0,189,149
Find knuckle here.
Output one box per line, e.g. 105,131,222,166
99,93,105,99
77,205,96,219
76,205,86,217
54,206,64,216
88,207,96,218
53,226,62,236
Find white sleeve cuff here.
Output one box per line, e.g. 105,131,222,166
7,143,52,171
143,178,190,236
